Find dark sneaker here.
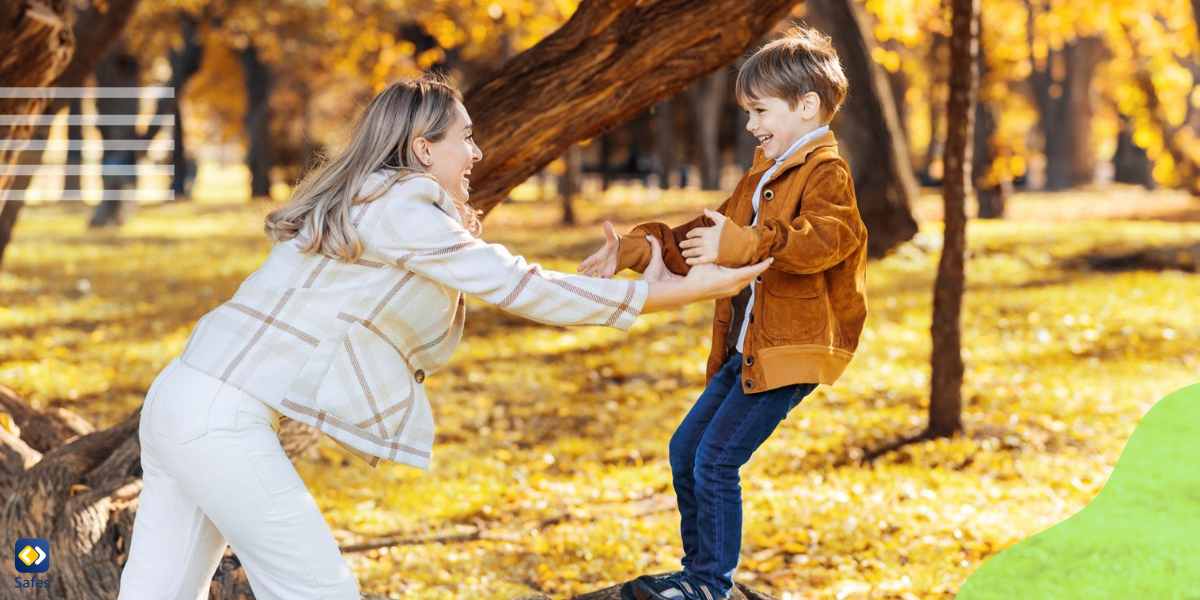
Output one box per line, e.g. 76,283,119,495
630,574,725,600
621,572,682,600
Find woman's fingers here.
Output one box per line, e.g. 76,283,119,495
729,257,773,282
577,254,597,273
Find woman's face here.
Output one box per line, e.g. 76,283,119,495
421,100,483,202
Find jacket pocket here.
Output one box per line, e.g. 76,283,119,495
761,270,827,342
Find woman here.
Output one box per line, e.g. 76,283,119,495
116,73,771,600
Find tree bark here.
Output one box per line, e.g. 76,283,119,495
463,0,805,216
169,13,204,199
560,144,581,225
1112,113,1153,188
654,98,676,189
1032,34,1103,190
0,385,324,600
1064,38,1103,187
921,29,948,183
63,96,84,196
239,43,273,199
0,0,75,195
0,0,74,263
806,0,920,257
88,45,141,229
928,0,979,438
690,69,727,191
972,24,1008,219
0,0,145,269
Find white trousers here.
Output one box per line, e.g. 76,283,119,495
117,357,360,600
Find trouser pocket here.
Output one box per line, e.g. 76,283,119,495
150,362,224,444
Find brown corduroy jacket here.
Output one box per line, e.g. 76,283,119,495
615,130,867,394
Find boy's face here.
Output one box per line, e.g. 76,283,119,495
743,93,822,160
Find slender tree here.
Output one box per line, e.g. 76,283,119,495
928,0,980,437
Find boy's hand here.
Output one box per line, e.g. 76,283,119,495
642,236,682,282
681,209,726,266
577,220,620,278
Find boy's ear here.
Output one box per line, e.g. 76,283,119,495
801,91,822,121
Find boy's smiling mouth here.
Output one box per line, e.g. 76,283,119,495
757,134,773,145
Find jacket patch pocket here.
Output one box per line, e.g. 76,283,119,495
762,271,827,342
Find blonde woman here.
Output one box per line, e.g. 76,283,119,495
116,73,772,600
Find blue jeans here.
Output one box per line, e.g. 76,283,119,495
668,351,817,596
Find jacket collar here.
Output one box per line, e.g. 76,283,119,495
747,130,839,184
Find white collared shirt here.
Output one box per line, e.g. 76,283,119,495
735,125,829,354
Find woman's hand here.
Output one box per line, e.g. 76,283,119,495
576,221,620,278
682,258,772,301
641,236,682,282
640,254,772,314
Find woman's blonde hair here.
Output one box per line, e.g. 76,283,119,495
264,72,482,262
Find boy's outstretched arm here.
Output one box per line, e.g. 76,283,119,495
715,161,865,274
612,196,734,275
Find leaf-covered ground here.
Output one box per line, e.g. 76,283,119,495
2,183,1198,599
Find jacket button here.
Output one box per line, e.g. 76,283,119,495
755,274,763,283
745,355,754,366
414,369,425,383
763,189,774,201
745,379,755,390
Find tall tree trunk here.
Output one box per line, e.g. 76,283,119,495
807,0,919,257
1112,113,1153,188
654,98,676,189
922,28,948,183
0,0,145,269
1065,38,1103,187
1032,32,1103,190
464,0,807,217
88,45,141,229
63,96,84,197
169,13,204,199
972,25,1008,219
928,0,979,438
0,199,24,267
690,69,727,191
560,144,581,225
238,43,273,199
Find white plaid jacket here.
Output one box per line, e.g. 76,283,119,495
179,172,648,469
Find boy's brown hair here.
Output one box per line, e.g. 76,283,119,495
735,25,849,123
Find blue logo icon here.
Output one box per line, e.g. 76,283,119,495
14,539,49,574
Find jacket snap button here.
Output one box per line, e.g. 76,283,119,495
755,274,763,283
763,189,774,201
745,355,754,366
414,369,425,383
745,379,755,390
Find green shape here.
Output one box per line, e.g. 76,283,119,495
956,383,1200,599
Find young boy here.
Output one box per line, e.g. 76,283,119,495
577,26,868,600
